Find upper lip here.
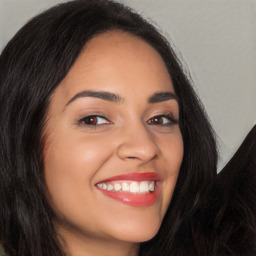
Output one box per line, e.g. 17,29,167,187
97,172,162,183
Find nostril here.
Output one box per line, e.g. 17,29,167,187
127,156,137,160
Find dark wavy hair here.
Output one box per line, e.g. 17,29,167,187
0,0,217,255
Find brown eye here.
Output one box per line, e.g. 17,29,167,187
147,114,177,126
83,116,98,125
80,115,110,126
148,116,164,125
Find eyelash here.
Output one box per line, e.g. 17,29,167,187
78,115,112,127
147,114,178,126
78,114,178,128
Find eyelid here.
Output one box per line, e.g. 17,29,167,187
147,113,178,126
78,114,112,127
76,111,178,129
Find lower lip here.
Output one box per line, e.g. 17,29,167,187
96,183,160,206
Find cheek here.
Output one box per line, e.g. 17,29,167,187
158,129,184,172
44,127,113,175
158,130,184,214
168,132,183,169
43,128,115,213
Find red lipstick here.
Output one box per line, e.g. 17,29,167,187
96,172,161,206
100,172,161,182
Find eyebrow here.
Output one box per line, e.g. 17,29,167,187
66,90,124,106
65,90,179,107
148,92,179,103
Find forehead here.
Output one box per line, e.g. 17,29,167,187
52,30,174,107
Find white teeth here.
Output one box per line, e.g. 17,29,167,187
114,183,121,191
130,182,140,193
140,181,149,193
122,182,130,192
97,183,103,189
97,181,156,194
149,181,154,192
107,184,113,191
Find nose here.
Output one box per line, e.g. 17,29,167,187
116,122,159,163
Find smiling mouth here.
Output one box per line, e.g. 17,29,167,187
97,180,155,194
95,173,161,206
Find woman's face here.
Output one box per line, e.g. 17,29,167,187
43,30,183,250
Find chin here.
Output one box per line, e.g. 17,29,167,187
105,214,162,243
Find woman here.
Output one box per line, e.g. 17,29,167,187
0,0,255,255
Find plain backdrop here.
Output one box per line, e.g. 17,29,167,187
0,0,255,171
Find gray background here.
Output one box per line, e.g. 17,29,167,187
1,0,255,171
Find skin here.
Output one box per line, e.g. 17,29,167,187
43,30,184,256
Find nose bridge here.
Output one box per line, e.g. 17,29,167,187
117,119,159,162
